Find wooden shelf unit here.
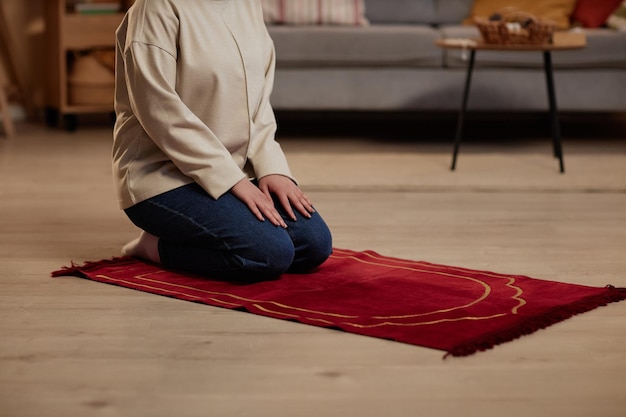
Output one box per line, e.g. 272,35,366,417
44,0,132,130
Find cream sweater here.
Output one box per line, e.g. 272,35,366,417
113,0,293,209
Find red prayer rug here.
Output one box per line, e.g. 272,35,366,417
52,248,626,357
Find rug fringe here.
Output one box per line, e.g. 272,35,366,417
50,257,135,277
445,285,626,358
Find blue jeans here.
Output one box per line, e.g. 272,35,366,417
124,182,332,282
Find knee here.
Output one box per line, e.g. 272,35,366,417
232,238,295,282
291,222,333,273
308,227,333,268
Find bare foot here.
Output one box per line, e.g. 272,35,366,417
122,231,161,264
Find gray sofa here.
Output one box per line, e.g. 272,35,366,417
267,0,626,112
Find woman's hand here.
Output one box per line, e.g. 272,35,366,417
230,178,287,228
258,174,315,221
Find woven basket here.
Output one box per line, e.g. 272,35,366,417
475,9,556,45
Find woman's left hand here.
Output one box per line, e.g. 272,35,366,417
258,175,315,221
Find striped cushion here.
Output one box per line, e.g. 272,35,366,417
262,0,369,25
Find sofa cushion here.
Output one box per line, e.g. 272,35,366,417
441,25,626,69
262,0,369,26
572,0,623,28
364,0,474,25
434,0,474,24
607,1,626,30
363,0,436,24
269,25,443,67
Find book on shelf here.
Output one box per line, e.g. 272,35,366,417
75,2,122,14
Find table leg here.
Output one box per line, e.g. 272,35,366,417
543,51,565,173
451,49,476,171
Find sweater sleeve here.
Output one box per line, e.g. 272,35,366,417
122,41,246,199
245,42,295,182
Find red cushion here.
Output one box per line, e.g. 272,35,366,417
572,0,623,28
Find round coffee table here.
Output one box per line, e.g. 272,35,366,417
436,32,587,173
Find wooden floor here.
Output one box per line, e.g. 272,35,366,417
1,117,625,417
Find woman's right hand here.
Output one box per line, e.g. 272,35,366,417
230,179,287,228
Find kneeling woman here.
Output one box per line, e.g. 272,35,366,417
113,0,332,281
